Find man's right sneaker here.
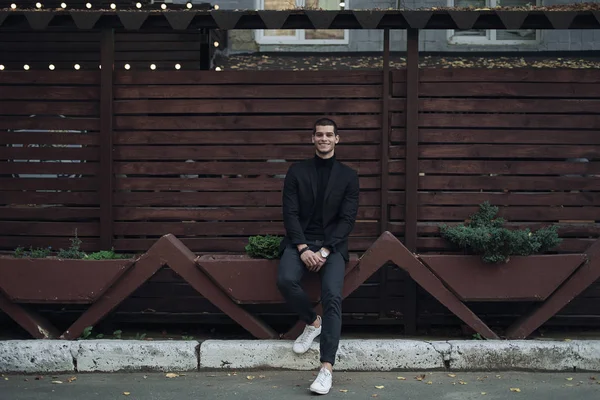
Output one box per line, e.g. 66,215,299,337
293,316,322,354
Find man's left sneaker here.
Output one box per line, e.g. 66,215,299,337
309,367,332,395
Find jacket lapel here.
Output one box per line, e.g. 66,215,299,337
309,158,318,203
324,160,341,204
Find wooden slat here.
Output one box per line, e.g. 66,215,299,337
0,147,99,160
416,69,600,83
0,192,98,205
0,236,100,251
0,207,99,220
412,82,600,98
418,192,600,207
419,160,600,175
416,129,600,145
0,178,97,191
415,222,600,236
0,117,100,131
113,206,381,221
114,191,381,206
114,130,380,145
416,237,595,253
115,42,202,51
0,71,100,85
114,99,382,114
0,87,99,100
116,176,380,191
419,144,600,159
416,114,600,129
0,132,99,145
419,98,600,114
418,176,600,191
114,145,380,160
0,101,99,116
115,71,384,85
114,161,381,175
113,221,378,236
0,221,98,236
412,207,600,222
114,85,381,99
0,162,99,175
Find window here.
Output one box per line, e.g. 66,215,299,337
448,0,539,45
256,0,348,45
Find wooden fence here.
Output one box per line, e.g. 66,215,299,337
1,68,599,332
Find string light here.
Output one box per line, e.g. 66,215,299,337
214,4,219,10
135,2,141,8
60,2,67,8
124,64,131,70
175,63,181,70
215,67,222,71
150,64,156,70
0,65,5,71
110,3,116,9
86,2,92,9
74,64,80,70
10,4,16,9
186,2,192,9
35,2,42,8
161,4,167,9
339,2,345,7
23,64,30,70
49,64,55,70
213,41,219,47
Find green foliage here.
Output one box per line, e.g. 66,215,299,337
439,202,562,264
57,231,87,259
85,249,129,260
113,330,123,339
80,326,93,339
13,246,51,258
245,235,283,259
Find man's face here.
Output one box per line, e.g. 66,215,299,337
312,125,339,157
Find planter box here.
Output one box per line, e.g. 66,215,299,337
0,257,132,303
419,254,586,302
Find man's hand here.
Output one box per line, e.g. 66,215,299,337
300,249,325,272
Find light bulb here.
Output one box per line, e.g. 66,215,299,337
86,3,92,9
213,41,219,47
35,2,42,8
74,64,80,70
214,4,219,10
10,4,16,9
136,2,141,8
110,3,116,9
161,4,167,9
186,2,192,9
23,64,30,70
99,65,101,69
150,64,156,70
60,2,67,8
0,65,5,71
124,64,131,70
215,67,222,71
175,64,181,70
339,2,345,7
49,64,55,70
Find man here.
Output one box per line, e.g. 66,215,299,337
277,118,360,395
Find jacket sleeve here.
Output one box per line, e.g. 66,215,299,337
324,170,359,252
282,165,307,245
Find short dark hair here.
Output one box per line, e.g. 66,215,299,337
313,118,338,136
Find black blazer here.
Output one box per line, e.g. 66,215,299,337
279,157,360,261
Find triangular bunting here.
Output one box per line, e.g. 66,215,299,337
495,11,529,30
305,10,339,29
257,10,290,29
164,11,196,30
448,11,480,30
211,10,242,30
352,10,386,29
401,11,433,29
24,11,55,30
117,11,150,30
0,11,8,27
70,11,101,29
544,11,578,29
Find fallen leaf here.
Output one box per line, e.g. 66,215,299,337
416,374,426,381
35,376,44,380
590,376,596,381
272,386,278,388
165,373,179,379
340,389,348,393
259,375,266,379
448,374,456,378
564,338,572,342
459,381,468,385
426,381,433,385
372,395,378,398
123,392,130,396
67,376,77,383
565,384,574,387
247,376,255,380
375,385,385,389
566,377,573,381
51,381,63,384
397,376,406,380
4,377,8,381
510,388,521,392
481,392,487,395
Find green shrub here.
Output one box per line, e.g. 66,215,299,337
245,235,283,259
85,249,130,260
57,231,86,259
13,246,51,258
439,202,562,264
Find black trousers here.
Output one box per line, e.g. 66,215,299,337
276,244,345,366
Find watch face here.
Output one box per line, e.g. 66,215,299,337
320,249,328,257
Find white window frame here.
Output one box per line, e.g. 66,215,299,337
255,0,349,45
447,0,541,45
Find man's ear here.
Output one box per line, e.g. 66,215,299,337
311,135,315,144
335,135,340,144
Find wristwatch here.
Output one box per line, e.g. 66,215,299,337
320,248,330,258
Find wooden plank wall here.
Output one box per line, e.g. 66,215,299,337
0,71,101,251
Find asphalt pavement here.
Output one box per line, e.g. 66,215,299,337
1,371,599,400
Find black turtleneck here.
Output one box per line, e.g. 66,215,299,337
304,154,335,241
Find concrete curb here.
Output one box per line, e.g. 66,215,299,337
1,339,599,373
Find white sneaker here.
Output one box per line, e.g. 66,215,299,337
310,367,332,395
292,317,322,354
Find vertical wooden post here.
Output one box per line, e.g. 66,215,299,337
200,29,210,70
379,29,391,318
403,28,420,334
100,29,114,250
